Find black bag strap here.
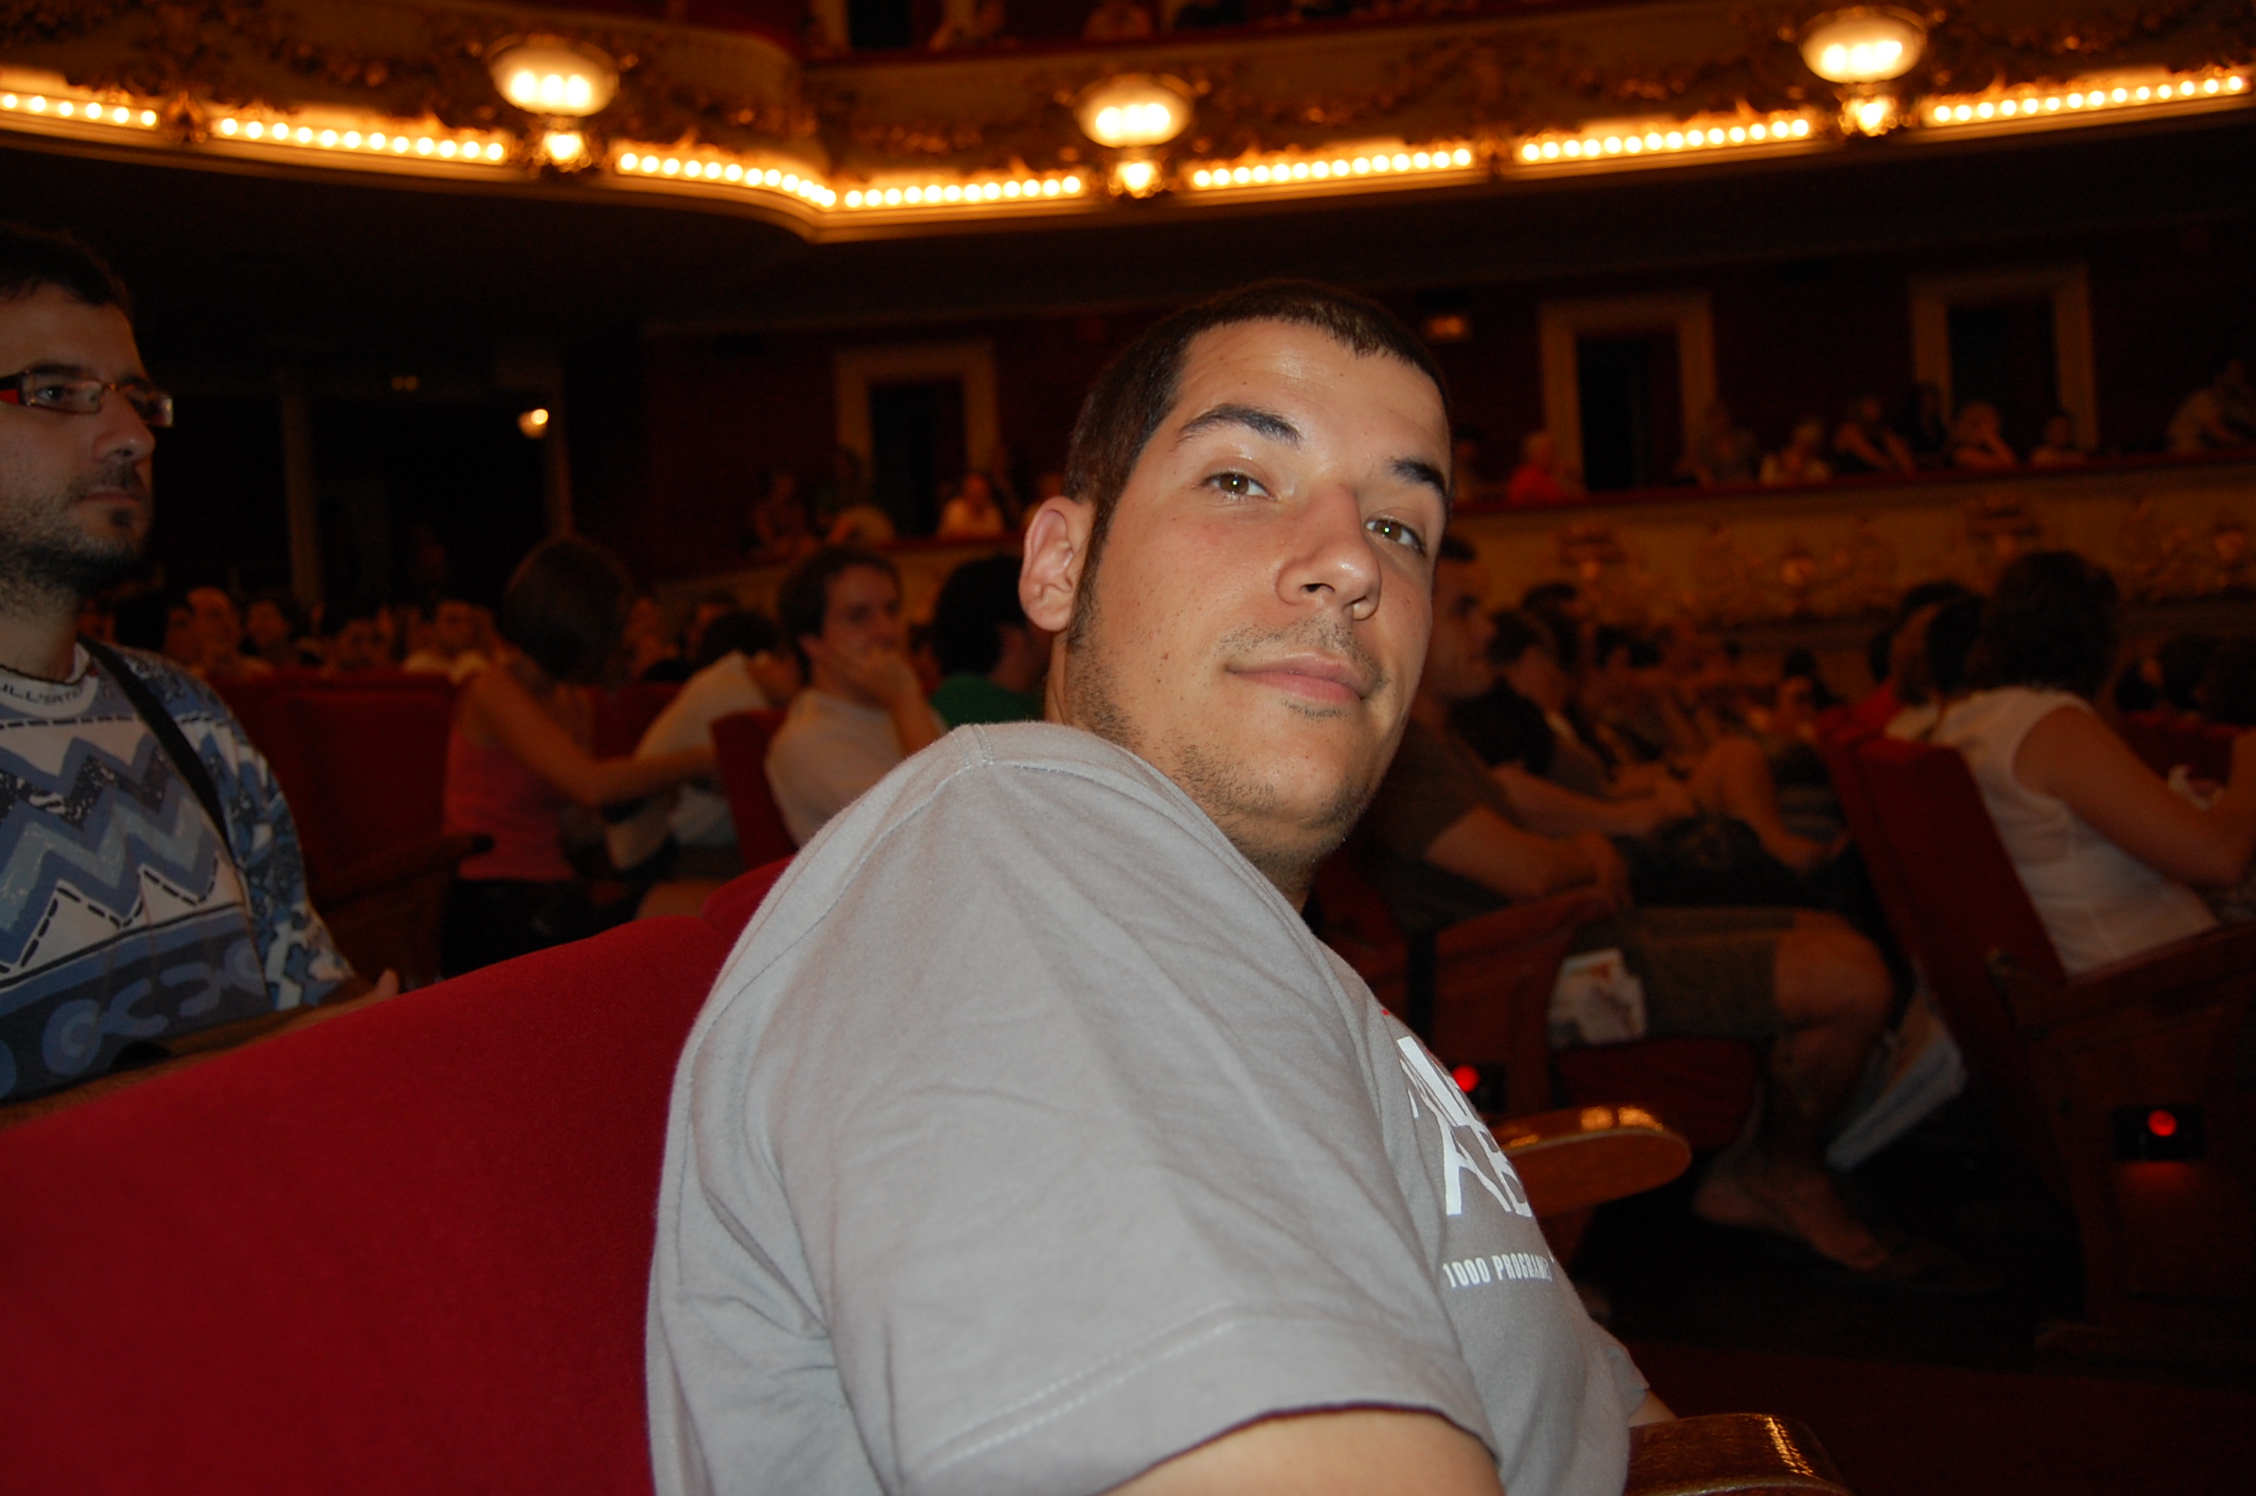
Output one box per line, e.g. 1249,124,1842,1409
81,638,231,846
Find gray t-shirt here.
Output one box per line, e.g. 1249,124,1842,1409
647,722,1644,1496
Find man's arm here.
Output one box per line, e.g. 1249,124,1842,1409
1424,806,1631,910
1107,1409,1504,1496
1489,764,1689,839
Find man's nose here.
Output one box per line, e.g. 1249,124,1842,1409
93,393,156,464
1278,484,1383,621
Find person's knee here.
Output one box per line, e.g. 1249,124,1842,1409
1773,925,1891,1032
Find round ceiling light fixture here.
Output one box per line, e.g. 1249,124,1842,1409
490,39,619,119
1075,75,1193,150
1800,8,1927,85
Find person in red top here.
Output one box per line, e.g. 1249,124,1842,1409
441,537,714,974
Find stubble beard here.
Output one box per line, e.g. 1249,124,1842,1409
1064,563,1391,901
0,459,150,611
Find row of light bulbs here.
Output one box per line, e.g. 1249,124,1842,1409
1517,115,1814,165
1188,146,1476,191
1925,72,2246,127
214,114,510,161
4,64,2250,214
1,92,158,128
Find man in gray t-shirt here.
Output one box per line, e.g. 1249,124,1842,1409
649,284,1665,1496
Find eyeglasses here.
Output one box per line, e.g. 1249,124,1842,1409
0,369,174,428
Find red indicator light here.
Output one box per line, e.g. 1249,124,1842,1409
1451,1064,1480,1093
2148,1109,2179,1138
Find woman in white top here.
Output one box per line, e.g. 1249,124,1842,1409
1931,551,2256,974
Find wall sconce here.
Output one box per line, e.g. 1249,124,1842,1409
1800,8,1925,85
518,407,551,438
489,39,618,119
1075,75,1193,150
1801,8,1925,136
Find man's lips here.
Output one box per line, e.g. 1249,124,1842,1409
1230,652,1376,704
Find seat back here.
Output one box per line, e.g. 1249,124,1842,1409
0,915,731,1496
700,855,794,942
292,682,455,875
710,709,798,865
1849,734,2067,1190
594,681,682,758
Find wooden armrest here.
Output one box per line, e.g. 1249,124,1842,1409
1628,1413,1852,1496
1433,889,1614,963
2015,917,2256,1030
1492,1104,1692,1218
311,833,490,907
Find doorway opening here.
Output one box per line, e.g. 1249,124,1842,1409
868,379,966,538
1947,300,2058,454
1575,332,1683,492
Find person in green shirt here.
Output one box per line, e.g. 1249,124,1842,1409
928,552,1048,727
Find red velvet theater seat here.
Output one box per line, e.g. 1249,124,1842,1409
0,914,731,1496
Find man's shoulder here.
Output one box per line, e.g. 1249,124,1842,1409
95,644,233,727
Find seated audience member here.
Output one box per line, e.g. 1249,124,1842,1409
322,600,392,673
1471,607,1832,876
1503,429,1576,505
935,471,1009,539
651,283,1667,1496
0,223,369,1106
2165,358,2256,453
1895,382,1952,468
1843,579,1979,736
1676,398,1758,486
1831,394,1913,475
1362,537,1912,1279
606,610,803,879
1083,0,1154,38
743,466,819,561
1949,402,2017,469
244,586,321,669
1883,592,1982,741
678,589,737,664
186,584,273,679
1759,418,1831,485
2027,412,2087,466
1932,551,2256,972
764,545,944,845
401,594,490,682
440,538,716,975
927,552,1048,726
2198,637,2256,728
930,0,1010,48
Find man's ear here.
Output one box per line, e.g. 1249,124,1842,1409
1020,496,1094,635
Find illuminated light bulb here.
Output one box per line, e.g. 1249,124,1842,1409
2228,76,2245,91
845,189,862,206
319,129,336,146
369,132,387,148
414,137,432,154
1664,130,1684,148
725,163,743,182
620,153,639,169
57,101,74,117
139,109,156,125
1390,153,1409,169
1999,99,2017,115
1042,178,1061,196
1642,132,1662,148
1,95,15,108
877,187,898,204
436,139,456,157
1329,158,1348,174
659,157,679,175
1310,161,1329,179
220,118,239,135
27,96,45,112
2111,87,2128,102
1562,140,1581,158
1540,141,1560,159
976,181,996,199
1708,128,1726,144
344,131,362,146
2135,86,2151,100
392,137,409,153
935,183,955,200
488,143,506,161
1412,151,1431,168
1792,119,1811,135
1252,164,1272,182
2045,97,2061,111
109,106,126,123
2204,78,2221,93
1453,147,1472,165
291,127,309,143
1605,136,1623,153
1291,161,1310,179
904,185,921,202
1729,126,1747,142
686,161,705,178
2066,92,2084,107
542,131,583,165
1192,169,1211,187
1519,142,1540,162
778,173,797,189
1002,180,1022,198
1752,122,1769,138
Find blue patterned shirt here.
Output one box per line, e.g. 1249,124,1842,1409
0,645,350,1100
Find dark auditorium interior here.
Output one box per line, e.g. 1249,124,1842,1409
4,0,2255,1491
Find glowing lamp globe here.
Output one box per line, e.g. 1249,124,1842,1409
1076,75,1192,149
490,40,618,119
1800,9,1926,85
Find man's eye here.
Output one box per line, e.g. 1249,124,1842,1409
1367,516,1427,555
1207,471,1265,498
28,378,88,407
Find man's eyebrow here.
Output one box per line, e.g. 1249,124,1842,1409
1173,402,1301,448
1393,456,1453,511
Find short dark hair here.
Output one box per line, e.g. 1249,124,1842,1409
499,536,635,684
1868,578,1980,683
694,609,781,670
776,545,897,674
0,223,131,313
1488,609,1558,668
931,554,1026,676
1965,550,2120,700
1922,594,1983,699
1061,281,1449,579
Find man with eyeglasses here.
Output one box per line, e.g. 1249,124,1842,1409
0,223,378,1114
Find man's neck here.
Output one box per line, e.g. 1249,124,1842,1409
0,590,86,681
